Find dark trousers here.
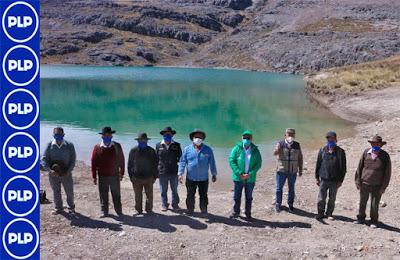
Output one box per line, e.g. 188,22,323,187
357,183,382,223
276,171,297,206
233,181,255,216
132,177,154,213
317,179,338,216
185,179,208,211
159,174,179,208
98,175,122,215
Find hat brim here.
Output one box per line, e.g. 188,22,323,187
189,131,206,140
135,137,151,140
99,130,116,134
368,140,387,145
160,130,176,135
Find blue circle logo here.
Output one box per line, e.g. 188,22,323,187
2,89,39,130
2,45,39,87
2,176,38,217
2,132,39,174
1,1,39,43
2,218,39,259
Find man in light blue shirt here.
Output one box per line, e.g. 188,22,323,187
178,129,217,215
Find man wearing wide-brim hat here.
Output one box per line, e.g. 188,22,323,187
354,135,392,228
128,132,159,215
178,129,217,215
91,127,125,218
156,127,182,211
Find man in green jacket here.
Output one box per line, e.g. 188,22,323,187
229,130,262,220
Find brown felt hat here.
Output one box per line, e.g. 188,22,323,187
368,135,387,145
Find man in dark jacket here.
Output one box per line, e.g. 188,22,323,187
315,131,346,220
91,127,125,218
156,127,182,211
128,133,158,215
354,135,391,228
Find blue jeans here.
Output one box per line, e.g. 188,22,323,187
159,174,179,207
233,181,255,216
275,171,297,206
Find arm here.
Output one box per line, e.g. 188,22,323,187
298,145,304,176
91,145,98,179
209,148,217,177
355,151,365,188
339,149,347,183
315,149,322,180
273,142,280,156
66,143,76,173
381,154,392,192
153,149,159,179
41,143,52,171
117,143,125,177
249,149,262,178
229,146,241,178
127,149,135,179
178,148,187,176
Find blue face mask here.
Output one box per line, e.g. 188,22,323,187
163,135,172,142
102,137,112,144
54,134,64,142
138,140,147,149
372,146,380,152
327,140,336,149
242,138,251,147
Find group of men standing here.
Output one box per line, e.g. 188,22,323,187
42,126,392,228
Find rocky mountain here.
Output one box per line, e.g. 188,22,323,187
41,0,400,73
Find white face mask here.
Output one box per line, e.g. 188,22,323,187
286,136,294,144
193,138,203,146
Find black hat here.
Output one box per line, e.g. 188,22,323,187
160,126,176,135
368,135,387,145
135,132,151,140
326,131,337,138
189,129,206,140
99,126,116,135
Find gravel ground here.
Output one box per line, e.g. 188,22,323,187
40,87,400,259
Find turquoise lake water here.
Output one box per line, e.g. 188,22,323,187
40,65,353,172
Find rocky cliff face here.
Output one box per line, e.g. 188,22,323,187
41,0,400,73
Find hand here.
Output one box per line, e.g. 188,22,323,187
93,178,97,185
49,170,59,177
298,172,303,177
356,183,360,190
379,189,385,195
178,175,184,184
119,174,124,181
240,173,246,180
153,178,157,184
316,179,320,186
243,174,249,180
212,176,217,183
337,182,342,189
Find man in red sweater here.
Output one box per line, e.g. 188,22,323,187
91,127,125,218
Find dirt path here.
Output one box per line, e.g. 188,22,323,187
40,88,400,259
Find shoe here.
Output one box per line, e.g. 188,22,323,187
161,206,168,212
229,212,239,219
200,208,208,215
288,205,295,213
315,214,324,220
146,210,154,215
100,212,109,218
172,204,180,210
134,212,143,216
327,215,335,220
275,204,281,213
370,223,378,229
353,219,365,224
245,215,253,221
51,209,64,215
185,209,194,216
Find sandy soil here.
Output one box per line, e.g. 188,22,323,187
40,88,400,259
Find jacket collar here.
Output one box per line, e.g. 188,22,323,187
52,139,66,148
100,141,115,148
